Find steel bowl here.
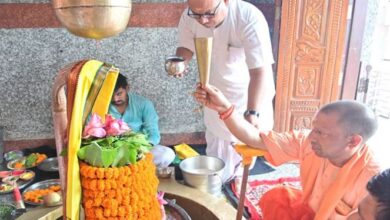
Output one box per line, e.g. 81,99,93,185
38,157,59,172
52,0,132,40
179,155,225,195
165,55,186,76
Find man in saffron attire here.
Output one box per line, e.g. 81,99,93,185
194,84,381,219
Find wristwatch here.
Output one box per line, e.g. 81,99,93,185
244,110,260,118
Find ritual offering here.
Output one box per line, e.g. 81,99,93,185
53,60,164,220
7,153,47,170
23,179,62,205
78,114,161,219
0,170,35,194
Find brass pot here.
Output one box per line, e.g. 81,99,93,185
52,0,132,40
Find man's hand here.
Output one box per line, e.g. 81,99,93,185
193,83,232,113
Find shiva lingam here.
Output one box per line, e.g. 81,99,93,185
52,0,132,40
194,37,213,86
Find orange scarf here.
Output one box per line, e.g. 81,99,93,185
301,144,373,219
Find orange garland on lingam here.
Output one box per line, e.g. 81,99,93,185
79,153,161,220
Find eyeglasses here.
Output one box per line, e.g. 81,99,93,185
187,0,222,19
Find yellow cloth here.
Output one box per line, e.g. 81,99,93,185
66,60,118,220
92,66,119,120
261,130,380,220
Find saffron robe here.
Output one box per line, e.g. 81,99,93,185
260,130,380,220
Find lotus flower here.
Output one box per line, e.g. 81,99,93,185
82,113,130,138
83,114,106,138
104,114,130,136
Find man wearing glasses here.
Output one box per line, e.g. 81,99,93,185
172,0,275,181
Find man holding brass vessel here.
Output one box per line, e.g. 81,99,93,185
172,0,275,181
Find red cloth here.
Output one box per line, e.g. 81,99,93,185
231,176,301,220
259,186,315,220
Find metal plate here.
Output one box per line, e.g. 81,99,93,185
165,199,191,220
22,179,61,206
0,171,35,194
7,155,46,170
38,157,59,172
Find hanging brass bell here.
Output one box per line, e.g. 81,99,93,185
52,0,132,40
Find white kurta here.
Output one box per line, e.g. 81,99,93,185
178,0,275,181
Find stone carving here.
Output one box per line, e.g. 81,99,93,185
296,42,325,62
296,67,316,97
293,116,313,130
274,0,348,132
303,0,323,41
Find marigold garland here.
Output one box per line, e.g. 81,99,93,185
80,153,161,220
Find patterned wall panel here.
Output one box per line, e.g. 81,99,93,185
275,0,349,131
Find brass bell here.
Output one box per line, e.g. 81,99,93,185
52,0,132,40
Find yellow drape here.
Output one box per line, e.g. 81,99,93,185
66,60,118,220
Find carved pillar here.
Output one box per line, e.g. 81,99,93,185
274,0,349,132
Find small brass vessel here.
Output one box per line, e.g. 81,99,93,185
52,0,132,40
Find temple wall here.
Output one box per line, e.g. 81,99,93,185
0,0,275,150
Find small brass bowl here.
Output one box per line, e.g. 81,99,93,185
165,56,186,76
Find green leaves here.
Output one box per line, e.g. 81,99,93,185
25,153,38,168
77,132,152,168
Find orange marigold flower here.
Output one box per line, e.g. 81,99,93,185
111,207,118,217
84,199,93,209
103,208,111,218
107,189,116,198
97,179,105,191
111,179,117,189
97,168,105,179
85,207,95,218
80,165,88,177
113,167,120,179
87,166,97,179
89,179,97,190
116,194,123,205
95,208,103,219
118,206,126,217
93,196,102,207
122,196,130,206
105,168,114,179
105,180,111,190
102,198,111,208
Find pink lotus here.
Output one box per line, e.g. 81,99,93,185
82,114,106,138
104,115,130,136
82,113,130,138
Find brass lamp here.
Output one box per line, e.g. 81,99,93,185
52,0,132,40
